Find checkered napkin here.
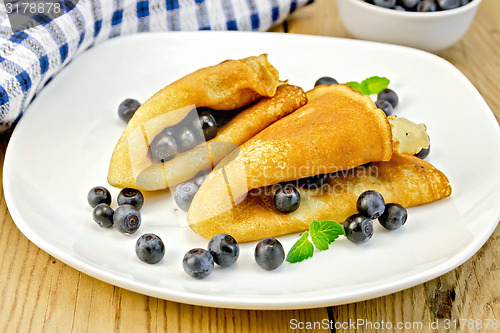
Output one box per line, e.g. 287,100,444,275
0,0,314,133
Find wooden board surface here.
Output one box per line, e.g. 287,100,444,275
1,0,500,331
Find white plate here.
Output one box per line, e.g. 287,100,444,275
4,32,500,310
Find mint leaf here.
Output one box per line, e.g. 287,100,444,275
360,80,371,95
346,81,368,95
346,76,390,95
318,220,345,242
309,220,329,250
310,220,345,251
285,231,314,263
364,76,390,95
286,220,346,264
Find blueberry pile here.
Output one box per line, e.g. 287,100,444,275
365,0,472,12
149,108,219,163
118,98,220,163
87,186,167,264
182,233,286,279
344,190,408,244
87,186,144,235
183,233,240,279
86,187,405,275
376,88,398,116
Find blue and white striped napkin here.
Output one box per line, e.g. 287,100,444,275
0,0,314,132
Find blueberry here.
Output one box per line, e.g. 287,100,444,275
135,233,165,264
297,173,329,190
460,0,470,5
395,5,406,10
417,0,437,11
343,214,374,244
375,100,394,117
174,183,199,211
198,111,218,141
399,0,420,9
378,203,408,230
273,185,301,214
183,248,214,279
117,188,144,210
92,203,114,228
254,238,285,271
175,126,198,152
150,129,177,162
208,233,239,267
377,88,399,108
209,109,239,128
113,204,141,235
415,144,430,159
118,98,141,123
87,186,111,208
359,162,372,168
357,190,386,219
194,170,210,188
437,0,460,9
314,76,339,87
373,0,396,8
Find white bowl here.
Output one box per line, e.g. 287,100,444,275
336,0,482,52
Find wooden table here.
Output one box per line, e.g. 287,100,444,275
1,0,499,331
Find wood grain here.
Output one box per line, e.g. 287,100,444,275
1,0,500,331
0,136,331,332
283,0,500,332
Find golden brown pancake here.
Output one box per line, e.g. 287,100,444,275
188,154,452,242
306,84,334,101
187,84,394,236
107,54,280,190
135,84,308,190
308,85,431,156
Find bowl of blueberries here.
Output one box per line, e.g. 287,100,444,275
336,0,482,52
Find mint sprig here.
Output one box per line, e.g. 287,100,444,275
285,231,314,263
286,220,345,263
310,220,344,250
346,76,390,95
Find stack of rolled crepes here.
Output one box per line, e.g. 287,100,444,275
107,54,451,243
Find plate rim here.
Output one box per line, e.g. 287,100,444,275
4,31,500,310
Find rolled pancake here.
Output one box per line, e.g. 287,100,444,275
187,84,393,226
135,84,308,190
188,154,452,242
108,54,279,190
